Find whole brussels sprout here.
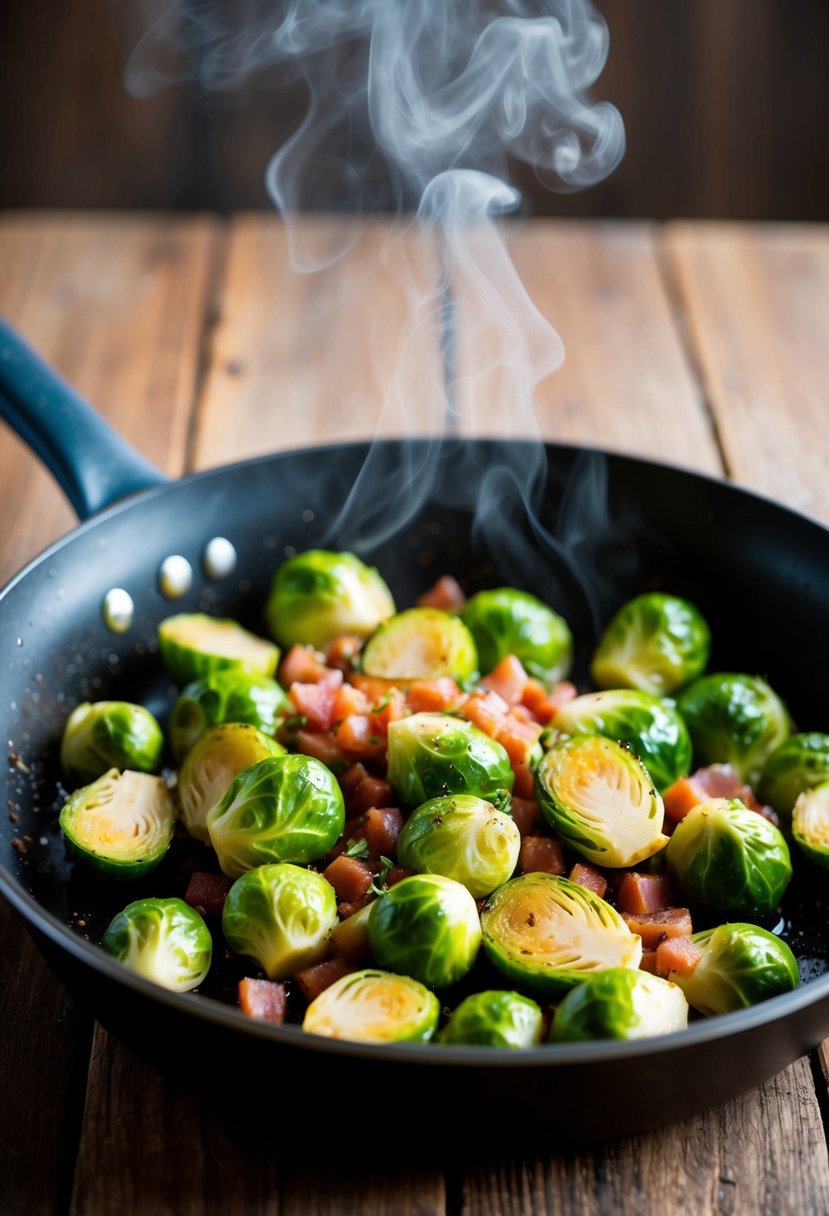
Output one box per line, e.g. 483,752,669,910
590,592,711,696
169,670,291,762
222,863,338,979
676,673,790,787
102,897,212,992
158,612,279,685
666,797,792,917
438,990,543,1048
178,723,285,844
266,549,395,649
303,968,441,1043
459,588,573,684
60,700,164,787
549,969,689,1042
792,781,829,869
552,689,692,792
207,753,345,877
672,923,799,1017
367,873,481,989
536,734,668,868
59,768,176,880
396,794,521,898
480,873,642,996
361,607,478,683
386,712,514,809
759,732,829,820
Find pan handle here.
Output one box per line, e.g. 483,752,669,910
0,318,168,521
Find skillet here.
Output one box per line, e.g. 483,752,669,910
2,316,829,1146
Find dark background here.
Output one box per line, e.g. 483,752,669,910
1,0,827,219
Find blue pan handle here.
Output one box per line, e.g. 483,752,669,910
0,318,168,521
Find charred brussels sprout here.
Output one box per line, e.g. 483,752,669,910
591,592,710,696
759,732,829,820
222,863,338,979
396,794,521,898
676,673,790,787
60,700,164,786
459,588,573,683
207,753,345,877
178,723,285,844
481,873,642,996
792,782,829,869
266,549,395,649
102,897,212,991
367,873,481,989
361,607,478,683
536,735,668,868
673,923,799,1017
158,612,279,685
169,671,290,762
438,990,543,1048
553,690,692,793
386,713,514,809
59,769,176,880
549,969,689,1042
303,968,440,1043
666,797,792,916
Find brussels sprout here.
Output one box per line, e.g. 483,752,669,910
481,873,642,996
169,670,291,762
303,968,441,1043
207,753,345,877
396,794,521,898
266,549,395,649
60,700,164,786
222,863,338,979
758,732,829,819
367,873,481,989
102,896,212,991
553,689,692,792
459,588,573,683
59,768,176,880
590,592,711,696
361,607,478,683
672,923,799,1017
158,612,279,686
386,713,514,809
676,673,790,787
438,990,543,1048
792,781,829,869
178,723,285,844
549,969,689,1042
535,735,668,868
666,797,792,917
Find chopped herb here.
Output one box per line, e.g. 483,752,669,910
283,713,308,731
368,736,381,747
369,855,395,897
371,691,394,714
343,838,370,860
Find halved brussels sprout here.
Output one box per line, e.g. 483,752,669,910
207,753,345,877
367,873,482,989
666,797,792,916
361,607,478,683
169,670,291,762
158,612,279,686
459,588,573,684
102,896,212,991
59,768,176,880
60,700,164,787
792,781,829,869
303,968,440,1043
535,735,668,868
672,923,799,1017
552,690,691,793
676,673,790,787
386,712,514,809
480,873,642,996
438,990,543,1048
266,549,395,649
396,794,521,898
222,863,338,979
549,969,689,1042
759,732,829,820
178,723,285,844
590,592,711,696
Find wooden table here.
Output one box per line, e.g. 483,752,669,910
1,212,829,1215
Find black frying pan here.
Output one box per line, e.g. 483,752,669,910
2,317,829,1146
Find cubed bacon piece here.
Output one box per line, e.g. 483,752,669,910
352,775,395,815
331,683,371,721
617,872,675,916
322,854,374,903
347,673,401,701
238,978,287,1024
368,687,407,732
325,635,363,672
339,762,370,797
495,714,543,800
663,774,710,824
656,935,702,979
622,907,693,950
521,679,578,723
294,958,357,1005
290,676,343,731
184,871,231,920
639,950,659,974
406,677,464,714
519,835,565,876
510,796,544,837
280,644,330,686
459,689,509,737
351,807,405,857
294,729,348,770
481,656,530,706
335,715,386,757
569,863,608,899
337,896,372,919
387,865,414,887
416,575,466,612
